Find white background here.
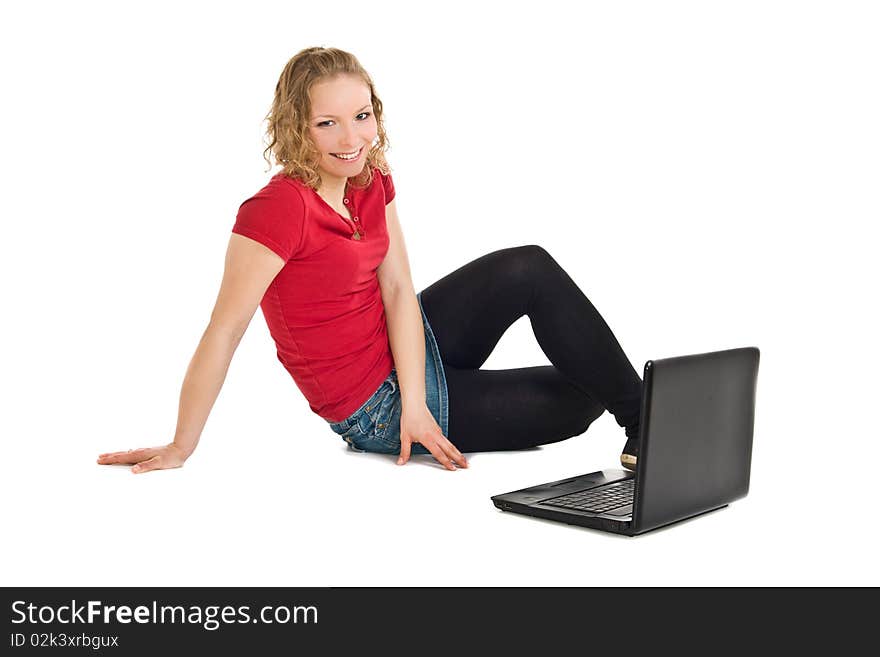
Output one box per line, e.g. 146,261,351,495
2,0,878,586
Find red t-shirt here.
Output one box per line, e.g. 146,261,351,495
232,167,396,422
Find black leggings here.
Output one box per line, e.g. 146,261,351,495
419,245,643,453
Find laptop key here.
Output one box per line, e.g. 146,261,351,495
543,479,635,513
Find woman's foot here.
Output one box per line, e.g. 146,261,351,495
620,436,639,471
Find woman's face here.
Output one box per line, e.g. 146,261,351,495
307,74,378,185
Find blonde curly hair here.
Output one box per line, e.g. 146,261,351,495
262,47,391,191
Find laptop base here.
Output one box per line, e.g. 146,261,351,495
491,468,731,536
491,469,636,535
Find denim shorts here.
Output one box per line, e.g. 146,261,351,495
326,292,449,455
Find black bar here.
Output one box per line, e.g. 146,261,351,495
1,587,873,652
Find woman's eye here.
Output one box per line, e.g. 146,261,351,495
316,112,370,128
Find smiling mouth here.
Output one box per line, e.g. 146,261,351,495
331,146,363,161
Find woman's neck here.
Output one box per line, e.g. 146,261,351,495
317,175,348,207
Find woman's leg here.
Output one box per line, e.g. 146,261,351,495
419,244,643,452
443,365,606,452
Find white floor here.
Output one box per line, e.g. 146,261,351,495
5,336,877,587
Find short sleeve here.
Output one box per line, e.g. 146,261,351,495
379,169,395,204
232,185,306,261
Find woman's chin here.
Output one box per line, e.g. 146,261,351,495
321,162,366,179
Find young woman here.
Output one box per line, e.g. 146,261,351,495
97,47,643,475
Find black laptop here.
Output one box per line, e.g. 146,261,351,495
491,346,760,536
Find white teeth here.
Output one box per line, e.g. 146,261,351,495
332,147,362,160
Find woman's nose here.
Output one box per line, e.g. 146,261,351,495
338,123,357,149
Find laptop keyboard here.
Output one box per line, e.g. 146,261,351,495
543,479,634,513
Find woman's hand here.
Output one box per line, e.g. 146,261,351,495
96,443,189,474
397,403,468,470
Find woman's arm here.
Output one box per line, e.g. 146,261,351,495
97,234,286,474
381,290,427,408
378,200,467,470
170,325,244,458
378,199,427,406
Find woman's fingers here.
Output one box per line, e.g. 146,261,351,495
428,443,456,470
397,438,412,466
444,438,468,468
398,431,454,470
97,444,185,474
97,449,130,463
424,434,459,471
97,448,154,465
429,434,468,470
396,429,468,470
131,455,162,474
439,440,468,469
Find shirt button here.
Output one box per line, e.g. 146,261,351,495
343,198,349,204
353,216,359,222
